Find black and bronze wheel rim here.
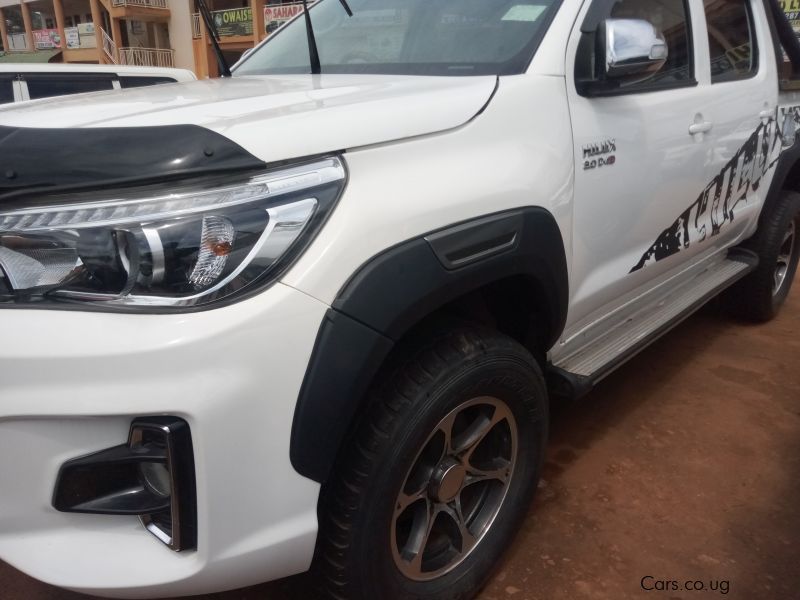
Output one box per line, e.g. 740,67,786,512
390,396,518,581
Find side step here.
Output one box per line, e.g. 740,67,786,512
549,250,758,398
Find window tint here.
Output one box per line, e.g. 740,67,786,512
704,0,756,82
119,76,177,89
0,79,14,105
24,75,114,100
575,0,693,95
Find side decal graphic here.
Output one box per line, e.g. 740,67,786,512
630,106,800,273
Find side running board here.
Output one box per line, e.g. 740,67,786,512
549,249,758,399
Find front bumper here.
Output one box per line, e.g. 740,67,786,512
0,283,327,598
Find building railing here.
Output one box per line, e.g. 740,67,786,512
191,13,201,39
119,46,175,67
101,27,118,63
111,0,169,9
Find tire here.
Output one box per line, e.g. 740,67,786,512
315,326,548,600
726,190,800,322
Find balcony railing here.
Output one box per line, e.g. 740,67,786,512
101,27,118,63
119,46,175,67
111,0,169,9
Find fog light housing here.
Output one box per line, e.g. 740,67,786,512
53,417,197,551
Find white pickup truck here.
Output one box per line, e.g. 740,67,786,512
0,0,798,599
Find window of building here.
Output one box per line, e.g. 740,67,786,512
704,0,757,82
24,75,115,100
575,0,693,95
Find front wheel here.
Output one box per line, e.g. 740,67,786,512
316,326,548,600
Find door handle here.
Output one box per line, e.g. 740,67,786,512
689,121,713,135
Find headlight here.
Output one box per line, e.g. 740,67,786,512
0,157,345,310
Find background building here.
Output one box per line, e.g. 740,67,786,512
0,0,286,77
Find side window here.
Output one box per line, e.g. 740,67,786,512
703,0,757,82
576,0,693,95
118,76,177,89
24,75,115,101
0,79,15,105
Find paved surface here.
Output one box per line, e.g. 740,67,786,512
3,275,799,600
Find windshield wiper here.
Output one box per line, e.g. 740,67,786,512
338,0,353,17
301,0,354,75
197,0,232,77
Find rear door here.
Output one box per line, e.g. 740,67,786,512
687,0,779,251
564,0,710,331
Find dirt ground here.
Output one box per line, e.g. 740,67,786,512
3,275,799,600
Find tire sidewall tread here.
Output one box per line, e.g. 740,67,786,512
315,327,548,600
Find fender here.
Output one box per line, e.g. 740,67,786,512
761,137,800,227
290,207,569,483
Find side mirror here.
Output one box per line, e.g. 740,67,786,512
603,18,668,82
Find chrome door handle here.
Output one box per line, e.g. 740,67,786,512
689,121,713,135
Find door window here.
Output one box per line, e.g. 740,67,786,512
24,75,115,100
0,79,14,105
703,0,757,82
576,0,693,95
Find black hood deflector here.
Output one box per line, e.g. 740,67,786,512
0,124,267,201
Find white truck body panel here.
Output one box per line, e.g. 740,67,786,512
0,0,798,597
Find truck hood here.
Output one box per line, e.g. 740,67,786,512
0,74,497,163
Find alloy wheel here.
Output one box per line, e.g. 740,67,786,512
390,396,518,581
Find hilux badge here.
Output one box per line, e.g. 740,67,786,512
582,138,617,170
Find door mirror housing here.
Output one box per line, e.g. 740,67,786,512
603,18,668,81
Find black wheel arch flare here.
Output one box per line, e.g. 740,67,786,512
290,207,569,483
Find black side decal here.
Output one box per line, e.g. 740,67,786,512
631,106,800,272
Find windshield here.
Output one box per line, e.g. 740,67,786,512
235,0,560,77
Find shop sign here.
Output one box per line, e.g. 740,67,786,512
77,22,97,48
265,2,307,33
212,7,254,37
65,27,81,49
34,29,62,49
782,1,800,42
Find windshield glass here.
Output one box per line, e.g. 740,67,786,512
235,0,560,77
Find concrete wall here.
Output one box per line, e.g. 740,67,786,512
167,0,196,72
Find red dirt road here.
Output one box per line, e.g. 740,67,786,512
3,276,799,600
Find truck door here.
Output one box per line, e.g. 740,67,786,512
564,0,710,331
687,0,780,252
